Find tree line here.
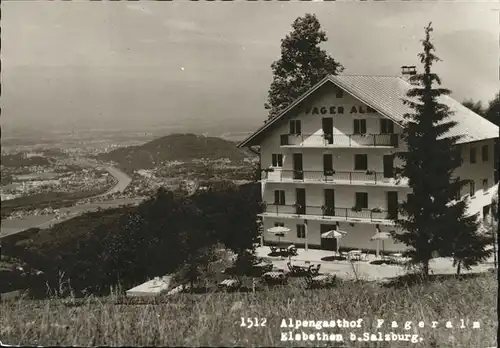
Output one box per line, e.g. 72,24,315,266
5,182,260,296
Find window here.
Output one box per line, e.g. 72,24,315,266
380,119,394,134
274,222,285,227
353,119,367,134
323,154,333,173
271,154,283,167
469,180,475,197
482,145,489,162
407,193,414,204
455,177,462,200
355,192,368,209
335,89,343,98
274,190,286,205
483,205,491,222
289,120,302,135
354,154,368,170
296,224,306,238
482,179,488,190
470,147,477,164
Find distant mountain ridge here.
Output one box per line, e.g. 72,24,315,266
96,133,255,171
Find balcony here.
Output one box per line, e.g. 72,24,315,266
263,169,408,187
280,133,400,148
260,203,397,223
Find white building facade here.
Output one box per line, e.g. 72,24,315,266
238,75,499,253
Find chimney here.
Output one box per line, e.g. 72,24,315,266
401,65,417,76
401,65,419,85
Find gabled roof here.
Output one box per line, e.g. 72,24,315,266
237,75,499,148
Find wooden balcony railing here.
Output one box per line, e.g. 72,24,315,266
280,133,400,147
263,169,393,184
261,203,396,222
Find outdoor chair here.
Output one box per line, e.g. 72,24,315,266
287,245,298,256
308,264,321,276
287,262,309,277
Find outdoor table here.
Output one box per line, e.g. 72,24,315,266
263,271,286,277
262,271,287,282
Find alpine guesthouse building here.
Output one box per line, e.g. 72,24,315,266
238,69,499,253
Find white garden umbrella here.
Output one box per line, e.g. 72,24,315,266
267,226,291,245
321,230,347,255
370,232,391,257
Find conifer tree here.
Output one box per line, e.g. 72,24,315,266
265,14,343,119
393,23,491,278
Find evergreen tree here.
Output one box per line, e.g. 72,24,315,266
265,13,343,119
485,93,500,183
462,99,485,116
485,92,500,127
393,23,491,279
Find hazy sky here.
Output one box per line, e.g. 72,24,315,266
2,1,499,136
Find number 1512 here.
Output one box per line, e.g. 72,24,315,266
240,317,267,328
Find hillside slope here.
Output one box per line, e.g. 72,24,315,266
96,133,255,171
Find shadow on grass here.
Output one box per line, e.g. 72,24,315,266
321,256,347,262
267,252,288,258
383,272,487,289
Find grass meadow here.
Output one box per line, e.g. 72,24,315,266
0,272,497,347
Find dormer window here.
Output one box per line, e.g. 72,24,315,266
289,120,301,135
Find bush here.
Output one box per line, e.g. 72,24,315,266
4,183,261,297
